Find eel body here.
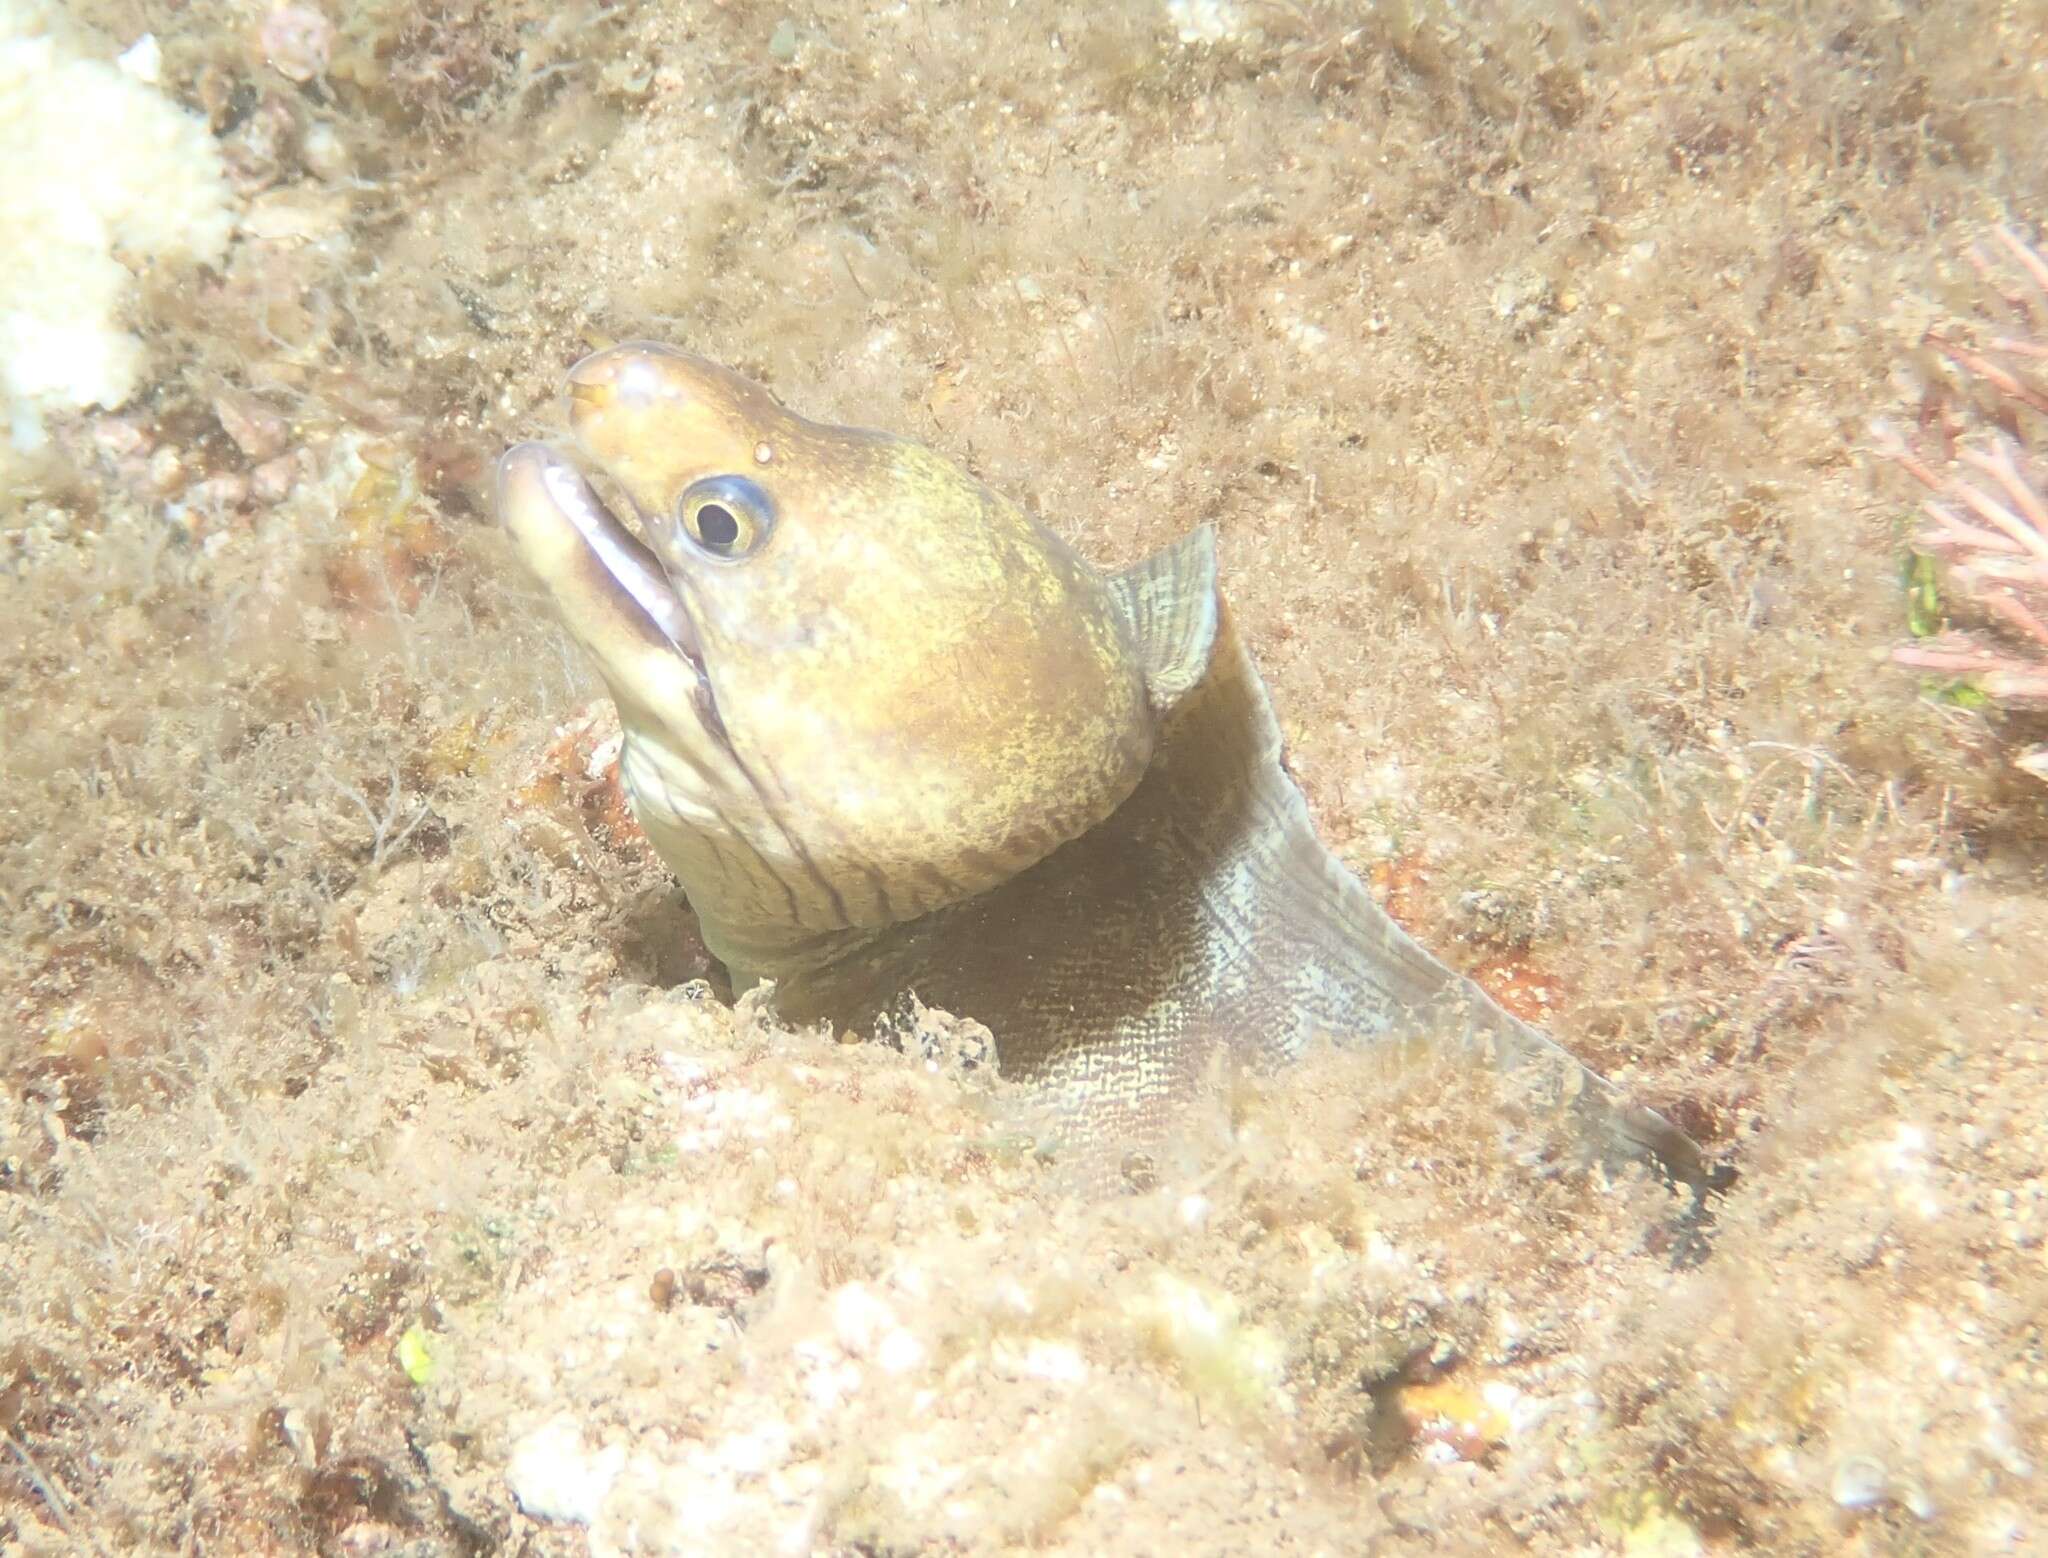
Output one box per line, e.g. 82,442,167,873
498,344,1709,1192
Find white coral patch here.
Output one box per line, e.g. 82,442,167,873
507,1414,626,1526
0,4,232,436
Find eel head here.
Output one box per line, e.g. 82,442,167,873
497,344,1207,970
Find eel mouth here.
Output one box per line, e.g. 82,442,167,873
497,441,703,666
497,441,735,751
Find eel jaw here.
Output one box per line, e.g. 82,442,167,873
496,441,727,742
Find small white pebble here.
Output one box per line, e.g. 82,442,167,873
1898,1480,1937,1521
876,1328,927,1375
300,122,350,181
1023,1340,1086,1383
508,1416,624,1526
583,730,624,782
831,1282,898,1356
260,4,334,84
1830,1454,1888,1510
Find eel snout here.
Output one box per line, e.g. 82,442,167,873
496,440,704,667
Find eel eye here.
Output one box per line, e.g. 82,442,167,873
676,474,774,560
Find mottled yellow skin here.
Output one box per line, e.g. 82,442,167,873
501,344,1155,975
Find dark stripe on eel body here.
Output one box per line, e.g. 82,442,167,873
703,791,806,929
854,861,897,924
916,863,964,913
772,815,853,929
731,748,855,931
643,749,807,930
639,626,821,930
955,845,1013,891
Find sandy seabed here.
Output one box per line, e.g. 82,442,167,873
4,2,2046,1553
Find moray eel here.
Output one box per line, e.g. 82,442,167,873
498,343,1712,1193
